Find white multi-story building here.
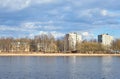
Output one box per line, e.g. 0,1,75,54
65,33,82,51
98,34,113,46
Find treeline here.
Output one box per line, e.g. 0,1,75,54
76,39,120,54
0,37,30,53
0,34,120,54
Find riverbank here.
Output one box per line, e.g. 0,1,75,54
0,53,120,56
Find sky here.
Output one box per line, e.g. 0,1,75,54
0,0,120,39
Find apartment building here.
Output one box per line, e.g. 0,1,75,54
65,33,82,51
98,34,113,46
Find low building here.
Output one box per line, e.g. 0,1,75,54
11,42,30,52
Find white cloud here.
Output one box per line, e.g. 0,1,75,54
38,31,65,38
0,25,15,31
0,20,64,38
0,25,35,32
101,9,108,16
50,31,65,38
21,21,62,30
80,32,94,40
77,8,100,19
82,32,89,36
21,22,41,29
0,24,64,38
44,26,62,30
0,0,31,11
33,0,56,4
77,8,120,23
0,0,56,11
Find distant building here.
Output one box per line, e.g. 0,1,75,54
98,34,113,46
11,42,30,52
65,33,82,51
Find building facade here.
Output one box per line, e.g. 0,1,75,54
65,33,82,51
11,42,30,52
98,34,113,46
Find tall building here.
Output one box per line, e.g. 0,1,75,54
65,33,82,51
98,34,113,46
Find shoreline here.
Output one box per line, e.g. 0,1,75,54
0,53,120,56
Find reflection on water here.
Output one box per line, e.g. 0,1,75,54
70,56,77,64
102,56,113,78
0,56,120,79
69,56,77,79
101,56,120,79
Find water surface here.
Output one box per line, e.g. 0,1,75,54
0,56,120,79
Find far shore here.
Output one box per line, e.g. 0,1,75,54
0,53,120,56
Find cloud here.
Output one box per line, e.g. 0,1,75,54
33,0,56,4
49,31,65,38
78,31,94,40
67,0,120,10
0,0,108,11
0,21,64,38
75,8,120,26
0,0,120,38
0,21,62,31
0,25,35,33
78,8,109,18
82,32,89,36
101,10,108,16
36,31,65,39
22,22,40,29
1,0,120,11
0,0,56,11
21,22,62,30
0,0,31,11
29,31,65,39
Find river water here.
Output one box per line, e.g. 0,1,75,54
0,56,120,79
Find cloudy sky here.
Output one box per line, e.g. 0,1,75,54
0,0,120,39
